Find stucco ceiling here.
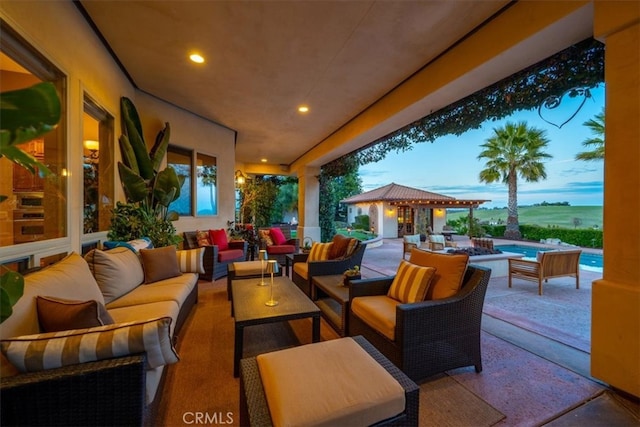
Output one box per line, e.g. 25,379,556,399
77,1,514,170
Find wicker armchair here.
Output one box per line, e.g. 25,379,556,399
183,231,247,280
292,242,366,297
428,234,457,251
348,265,491,382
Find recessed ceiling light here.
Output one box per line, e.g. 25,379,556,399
189,53,205,63
261,158,268,163
298,105,309,113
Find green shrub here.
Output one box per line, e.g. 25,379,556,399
353,215,370,230
483,224,602,248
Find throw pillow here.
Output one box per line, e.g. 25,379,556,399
85,248,144,304
140,246,182,284
176,248,205,274
270,227,288,246
196,230,210,247
387,260,436,303
259,229,274,246
36,296,114,332
1,317,178,373
403,234,421,245
344,238,359,258
409,250,469,300
328,234,352,259
103,237,153,253
209,229,229,251
308,242,333,262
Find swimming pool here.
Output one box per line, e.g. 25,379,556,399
495,244,603,269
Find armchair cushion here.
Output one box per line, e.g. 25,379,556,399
403,234,421,245
328,234,354,259
351,296,400,340
218,249,245,262
387,260,436,303
36,296,114,333
176,248,205,274
85,247,144,303
409,250,469,300
195,230,210,247
140,246,182,284
308,242,333,261
266,244,296,255
1,317,178,373
269,227,288,245
209,229,229,251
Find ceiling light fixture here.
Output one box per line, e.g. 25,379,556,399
260,158,268,163
189,53,205,63
298,105,309,113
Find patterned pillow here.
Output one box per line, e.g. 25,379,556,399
140,246,182,284
308,242,334,262
176,248,205,274
260,229,274,246
344,238,359,258
196,230,210,247
36,296,114,333
1,317,178,373
387,260,436,303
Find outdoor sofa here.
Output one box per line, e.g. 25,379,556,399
183,230,247,280
0,245,201,425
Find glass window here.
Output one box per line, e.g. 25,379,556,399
196,153,217,216
83,95,114,234
167,146,192,216
0,20,67,247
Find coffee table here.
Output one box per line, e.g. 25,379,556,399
231,276,321,377
311,274,350,336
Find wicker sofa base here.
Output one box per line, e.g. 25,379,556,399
239,335,419,426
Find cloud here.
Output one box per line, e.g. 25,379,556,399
559,166,600,176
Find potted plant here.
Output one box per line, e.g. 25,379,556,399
0,82,61,322
108,97,184,248
301,237,313,253
343,265,361,286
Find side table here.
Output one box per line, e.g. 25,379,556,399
311,274,350,336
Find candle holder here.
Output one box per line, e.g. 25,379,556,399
265,260,280,307
257,250,268,286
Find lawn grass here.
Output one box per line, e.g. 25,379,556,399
336,228,377,241
447,205,603,229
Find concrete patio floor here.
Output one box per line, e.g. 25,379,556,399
359,237,639,426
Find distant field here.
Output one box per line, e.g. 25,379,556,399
447,206,603,229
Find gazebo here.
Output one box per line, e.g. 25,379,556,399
341,183,489,239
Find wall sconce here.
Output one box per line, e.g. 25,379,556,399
235,170,247,186
434,208,445,218
83,140,100,162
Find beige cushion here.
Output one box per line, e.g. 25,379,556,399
1,253,105,340
387,260,436,303
1,317,178,373
108,300,180,337
85,247,144,303
308,242,333,261
403,234,421,245
36,296,114,332
429,234,446,245
409,249,469,300
233,261,265,276
140,246,181,284
105,274,197,310
176,248,205,274
351,295,400,340
257,337,405,427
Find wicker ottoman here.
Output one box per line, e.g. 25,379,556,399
239,335,419,426
227,261,282,300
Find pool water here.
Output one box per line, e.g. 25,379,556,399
495,244,603,269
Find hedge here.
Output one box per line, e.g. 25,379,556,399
483,224,602,248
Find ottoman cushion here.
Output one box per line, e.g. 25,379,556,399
232,261,265,276
256,337,405,426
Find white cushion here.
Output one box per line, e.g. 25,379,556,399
403,234,421,245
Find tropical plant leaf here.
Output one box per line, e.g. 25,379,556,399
0,145,52,176
154,167,181,206
121,98,153,180
118,162,148,203
120,97,144,142
0,82,61,148
150,122,170,173
118,134,139,174
1,267,24,323
166,211,179,221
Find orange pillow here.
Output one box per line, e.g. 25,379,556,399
387,260,436,303
308,242,333,261
328,234,352,259
409,249,468,300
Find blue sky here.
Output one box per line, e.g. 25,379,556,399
359,85,605,208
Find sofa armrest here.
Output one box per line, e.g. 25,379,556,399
228,240,248,252
1,355,146,426
349,277,394,299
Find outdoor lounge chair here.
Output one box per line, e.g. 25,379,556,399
508,249,582,295
428,234,457,251
348,264,491,382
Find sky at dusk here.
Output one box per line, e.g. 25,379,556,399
359,85,605,208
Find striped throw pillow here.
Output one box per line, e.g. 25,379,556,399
177,248,205,274
0,317,178,373
387,260,436,303
308,242,333,262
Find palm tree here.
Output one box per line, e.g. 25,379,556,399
575,108,605,161
478,121,552,239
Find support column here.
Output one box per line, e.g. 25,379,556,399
591,0,640,397
297,166,321,244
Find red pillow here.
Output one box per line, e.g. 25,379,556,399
209,229,229,251
270,227,287,246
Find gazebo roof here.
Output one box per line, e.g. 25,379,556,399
341,183,489,207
